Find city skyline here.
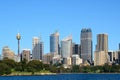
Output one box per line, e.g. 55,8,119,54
0,0,120,54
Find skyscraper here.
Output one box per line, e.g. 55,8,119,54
61,35,72,58
50,31,60,55
32,37,44,61
94,33,108,66
61,35,72,66
96,34,108,53
80,28,92,63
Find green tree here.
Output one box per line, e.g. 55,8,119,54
71,65,80,73
49,65,57,73
15,62,22,71
21,59,27,71
56,66,64,73
43,64,50,70
3,58,16,69
103,64,112,73
111,65,120,73
27,60,43,72
0,63,11,75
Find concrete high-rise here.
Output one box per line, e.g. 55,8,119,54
32,37,44,61
96,34,108,53
50,31,60,56
80,28,92,63
94,33,108,66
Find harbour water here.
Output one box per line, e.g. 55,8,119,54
0,74,120,80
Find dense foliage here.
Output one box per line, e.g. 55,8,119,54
1,58,120,76
0,58,59,75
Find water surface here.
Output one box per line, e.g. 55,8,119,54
0,74,120,80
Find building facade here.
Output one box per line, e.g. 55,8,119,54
72,43,80,56
61,35,72,65
2,46,15,60
32,37,44,61
94,34,108,66
108,50,115,63
96,34,108,53
50,31,60,56
61,35,72,58
80,28,92,63
43,53,54,64
21,49,31,62
72,54,82,65
14,55,21,62
113,50,120,64
94,51,107,66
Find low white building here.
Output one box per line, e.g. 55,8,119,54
63,57,72,68
63,57,72,66
52,55,61,64
14,54,21,62
72,54,82,65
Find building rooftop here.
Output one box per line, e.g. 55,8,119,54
81,28,92,33
62,35,72,41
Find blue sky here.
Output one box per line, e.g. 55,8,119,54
0,0,120,54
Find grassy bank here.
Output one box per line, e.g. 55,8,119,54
7,70,56,76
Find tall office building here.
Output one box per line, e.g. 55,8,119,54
61,35,72,58
61,35,72,66
80,28,92,63
2,46,15,60
21,49,31,62
94,34,108,66
50,31,60,56
32,37,44,61
96,34,108,53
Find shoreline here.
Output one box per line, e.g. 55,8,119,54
3,72,57,76
2,72,120,77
